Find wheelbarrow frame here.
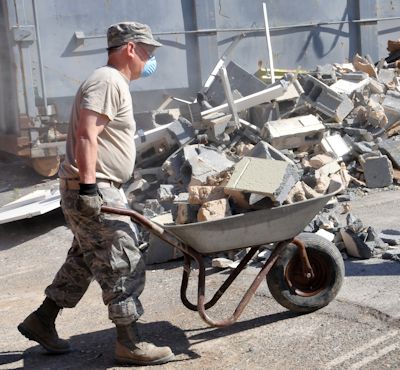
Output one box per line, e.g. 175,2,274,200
100,207,317,328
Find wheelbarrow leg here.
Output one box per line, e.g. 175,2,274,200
180,247,259,312
191,241,288,327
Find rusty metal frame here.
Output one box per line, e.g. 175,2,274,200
101,205,312,328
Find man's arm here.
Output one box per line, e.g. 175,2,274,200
75,108,109,183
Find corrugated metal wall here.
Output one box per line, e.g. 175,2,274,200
2,0,400,128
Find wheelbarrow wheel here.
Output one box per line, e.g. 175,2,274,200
267,233,344,313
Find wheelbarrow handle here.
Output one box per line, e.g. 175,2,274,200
101,205,187,253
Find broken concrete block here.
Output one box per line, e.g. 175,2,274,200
143,199,164,218
145,213,183,264
225,157,300,205
175,203,200,224
378,69,396,84
378,139,400,169
314,173,331,194
340,228,374,259
285,182,307,204
250,140,295,164
205,61,269,106
316,229,335,242
157,184,175,203
224,188,251,210
368,79,386,94
235,142,254,157
317,160,341,177
212,257,240,269
321,134,352,160
367,109,388,129
182,145,235,186
261,114,325,150
298,74,354,122
309,154,336,169
179,103,203,127
382,91,400,126
352,53,378,78
188,186,225,205
134,118,194,167
330,73,370,95
315,64,337,84
360,155,393,188
197,198,231,222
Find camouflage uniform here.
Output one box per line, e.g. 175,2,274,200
45,185,145,325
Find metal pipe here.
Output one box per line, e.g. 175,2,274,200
32,0,48,109
75,16,400,40
263,3,275,83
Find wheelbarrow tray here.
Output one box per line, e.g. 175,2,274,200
162,181,342,254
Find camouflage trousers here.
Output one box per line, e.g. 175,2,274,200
45,185,145,325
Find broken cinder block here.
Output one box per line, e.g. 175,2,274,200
261,114,325,150
298,74,354,122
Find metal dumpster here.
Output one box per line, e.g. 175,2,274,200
1,0,400,176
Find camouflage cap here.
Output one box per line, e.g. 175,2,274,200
107,21,162,48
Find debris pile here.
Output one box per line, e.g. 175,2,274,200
129,41,400,264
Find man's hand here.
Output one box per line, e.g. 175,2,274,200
76,183,103,218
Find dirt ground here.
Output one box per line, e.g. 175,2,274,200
1,155,400,369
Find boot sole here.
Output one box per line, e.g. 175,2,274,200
17,323,71,354
115,353,175,366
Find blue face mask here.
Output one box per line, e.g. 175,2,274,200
141,56,157,78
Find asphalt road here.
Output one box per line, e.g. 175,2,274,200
1,188,400,369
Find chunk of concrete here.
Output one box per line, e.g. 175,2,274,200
174,203,200,224
225,157,300,205
378,139,400,169
382,91,400,126
261,114,325,150
182,145,235,186
340,228,374,259
360,155,393,188
205,61,269,106
330,74,370,95
157,184,175,203
316,229,335,242
309,154,336,169
317,160,341,177
250,140,295,164
197,198,232,222
135,118,194,167
188,186,226,205
321,134,352,160
298,74,354,122
146,213,182,264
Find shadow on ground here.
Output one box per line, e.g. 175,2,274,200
0,209,66,251
344,259,400,277
4,321,196,370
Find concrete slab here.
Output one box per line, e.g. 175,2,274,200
224,157,299,204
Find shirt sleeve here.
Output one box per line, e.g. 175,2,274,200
81,80,120,121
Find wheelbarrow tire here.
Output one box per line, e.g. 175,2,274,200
267,233,344,313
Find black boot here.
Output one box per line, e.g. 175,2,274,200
18,297,71,354
115,322,174,365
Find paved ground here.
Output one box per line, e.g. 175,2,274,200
1,156,400,369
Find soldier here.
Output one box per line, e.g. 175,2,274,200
18,21,174,366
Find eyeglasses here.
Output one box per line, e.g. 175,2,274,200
136,44,154,60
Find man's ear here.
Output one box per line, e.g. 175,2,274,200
126,42,136,58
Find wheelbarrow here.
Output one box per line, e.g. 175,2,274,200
101,180,344,328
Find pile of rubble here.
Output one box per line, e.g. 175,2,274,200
128,42,400,265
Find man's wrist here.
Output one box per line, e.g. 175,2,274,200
79,183,98,196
